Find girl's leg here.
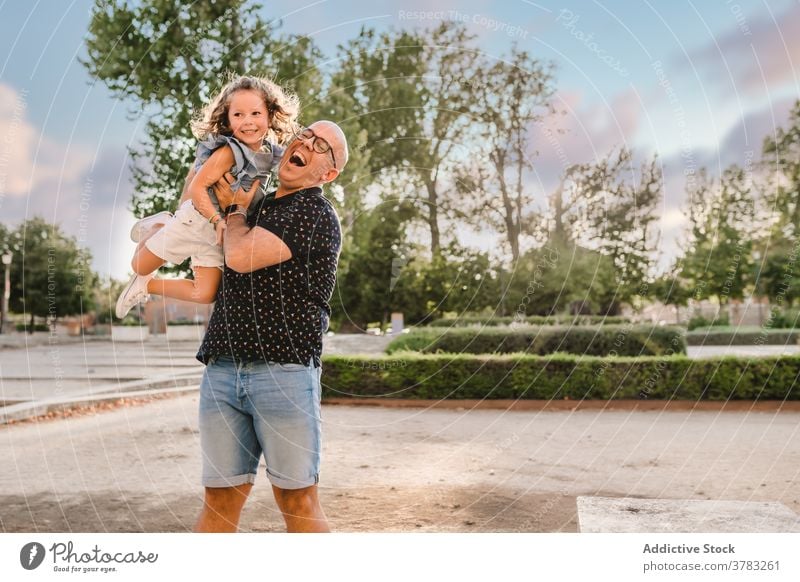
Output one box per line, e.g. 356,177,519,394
131,242,166,276
147,266,222,304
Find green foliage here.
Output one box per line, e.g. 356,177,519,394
681,167,755,303
332,199,417,330
118,316,147,327
332,194,498,329
759,240,800,308
6,218,97,328
501,243,621,316
15,323,50,333
762,100,800,240
767,308,800,329
687,314,730,331
386,325,686,357
321,353,800,400
428,315,631,326
686,328,800,345
553,149,662,305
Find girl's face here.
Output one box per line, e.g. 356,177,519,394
226,89,270,149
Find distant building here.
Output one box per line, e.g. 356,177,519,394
637,297,770,326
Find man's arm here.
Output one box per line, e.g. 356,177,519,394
224,212,293,273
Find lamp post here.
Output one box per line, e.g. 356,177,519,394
1,251,12,334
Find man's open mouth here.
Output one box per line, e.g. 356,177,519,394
289,152,307,167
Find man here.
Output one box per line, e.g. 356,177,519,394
193,120,348,533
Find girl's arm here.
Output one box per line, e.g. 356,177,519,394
188,146,236,220
177,166,197,205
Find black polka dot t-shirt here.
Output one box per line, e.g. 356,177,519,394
196,187,341,367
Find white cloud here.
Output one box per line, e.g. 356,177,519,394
0,82,136,279
0,82,94,203
685,3,800,98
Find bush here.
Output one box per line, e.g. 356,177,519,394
687,314,730,331
15,323,50,332
767,309,800,329
687,328,800,346
386,325,687,357
321,353,800,400
117,317,147,327
428,315,631,327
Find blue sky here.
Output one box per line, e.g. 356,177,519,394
0,0,798,279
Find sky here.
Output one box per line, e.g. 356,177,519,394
0,0,797,280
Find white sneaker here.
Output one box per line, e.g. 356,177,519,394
130,211,173,242
115,273,154,319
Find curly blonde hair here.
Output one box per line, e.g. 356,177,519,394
191,75,299,146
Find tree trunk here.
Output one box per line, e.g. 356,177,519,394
425,180,441,257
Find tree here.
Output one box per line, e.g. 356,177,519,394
83,0,323,220
333,23,479,258
566,149,661,295
455,47,555,262
542,149,662,310
332,199,417,330
7,218,96,331
680,167,755,304
762,99,800,239
503,242,619,316
392,244,498,323
758,100,800,309
651,263,692,321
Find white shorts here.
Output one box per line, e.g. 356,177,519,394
144,200,223,268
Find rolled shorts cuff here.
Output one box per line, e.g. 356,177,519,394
202,472,257,488
266,468,319,490
189,255,224,269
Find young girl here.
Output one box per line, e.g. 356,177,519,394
115,75,299,318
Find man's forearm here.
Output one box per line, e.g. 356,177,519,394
223,212,251,269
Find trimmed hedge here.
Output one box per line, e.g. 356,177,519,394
687,329,800,346
322,353,800,400
15,323,50,332
387,325,687,357
428,315,631,327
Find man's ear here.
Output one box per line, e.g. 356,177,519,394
321,167,340,184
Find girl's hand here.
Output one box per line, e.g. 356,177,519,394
214,218,227,246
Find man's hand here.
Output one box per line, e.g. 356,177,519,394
212,173,260,211
214,219,227,246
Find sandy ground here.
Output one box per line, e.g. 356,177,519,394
1,393,798,533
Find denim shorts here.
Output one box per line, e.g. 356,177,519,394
198,355,322,490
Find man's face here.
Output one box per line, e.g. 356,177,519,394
279,122,340,191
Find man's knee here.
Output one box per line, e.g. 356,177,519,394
273,485,317,514
204,484,252,510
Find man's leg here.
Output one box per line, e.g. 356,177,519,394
194,484,253,533
272,484,330,533
197,357,261,533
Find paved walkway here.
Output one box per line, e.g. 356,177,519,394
1,396,797,532
1,334,798,532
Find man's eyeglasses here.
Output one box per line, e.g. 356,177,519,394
293,127,337,168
